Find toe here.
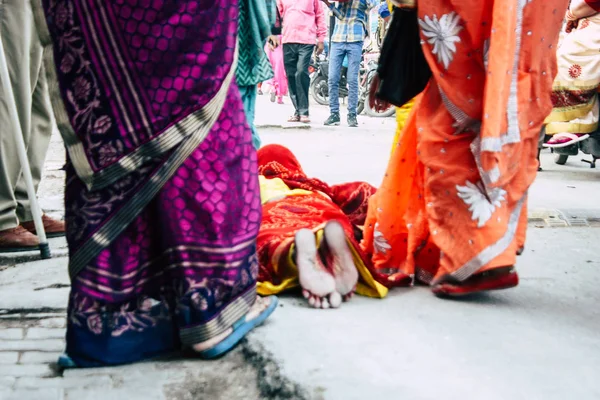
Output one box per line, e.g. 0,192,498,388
302,289,310,299
321,298,330,309
308,296,316,307
329,292,342,308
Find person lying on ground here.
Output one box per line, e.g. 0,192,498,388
256,144,388,309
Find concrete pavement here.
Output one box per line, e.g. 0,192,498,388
1,96,599,399
252,228,600,400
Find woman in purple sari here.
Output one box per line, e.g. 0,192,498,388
34,0,277,367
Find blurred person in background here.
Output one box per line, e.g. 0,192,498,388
237,0,279,149
544,0,600,148
323,0,380,128
278,0,327,123
0,0,64,253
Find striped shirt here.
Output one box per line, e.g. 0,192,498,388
329,0,380,43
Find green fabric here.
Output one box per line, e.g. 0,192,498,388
237,0,274,86
249,0,274,45
238,85,261,150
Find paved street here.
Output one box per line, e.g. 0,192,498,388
0,96,599,399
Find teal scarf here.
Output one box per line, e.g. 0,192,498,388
237,0,276,86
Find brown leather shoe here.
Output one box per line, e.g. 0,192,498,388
21,215,66,238
0,226,40,252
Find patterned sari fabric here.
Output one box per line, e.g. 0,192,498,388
545,12,600,137
36,1,262,366
361,0,568,287
256,145,388,298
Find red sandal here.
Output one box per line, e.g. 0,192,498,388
432,267,519,297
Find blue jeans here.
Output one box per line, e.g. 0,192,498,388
328,41,363,116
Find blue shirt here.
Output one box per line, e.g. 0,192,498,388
329,0,380,43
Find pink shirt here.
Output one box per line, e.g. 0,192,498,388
277,0,327,45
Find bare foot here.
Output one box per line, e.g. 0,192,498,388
295,229,339,309
323,221,359,302
192,296,272,352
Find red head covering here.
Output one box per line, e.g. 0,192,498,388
257,144,332,196
257,144,377,226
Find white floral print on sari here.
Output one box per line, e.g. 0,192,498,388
374,223,392,254
457,180,506,228
419,12,463,70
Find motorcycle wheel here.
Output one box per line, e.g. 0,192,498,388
357,100,365,115
554,154,569,165
310,76,329,106
364,97,395,118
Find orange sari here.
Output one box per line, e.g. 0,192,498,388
362,0,568,287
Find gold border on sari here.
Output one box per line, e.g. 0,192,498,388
179,287,256,346
545,120,599,135
67,49,239,279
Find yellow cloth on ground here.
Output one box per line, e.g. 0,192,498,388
259,175,312,204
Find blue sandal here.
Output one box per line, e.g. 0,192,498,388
57,353,78,369
196,295,278,360
56,296,278,366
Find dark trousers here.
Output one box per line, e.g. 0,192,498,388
283,43,314,117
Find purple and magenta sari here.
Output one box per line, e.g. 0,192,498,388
35,0,262,366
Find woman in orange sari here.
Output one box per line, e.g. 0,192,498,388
362,0,568,296
256,145,388,308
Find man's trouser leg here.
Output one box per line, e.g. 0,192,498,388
0,1,52,231
295,44,314,117
16,59,53,223
327,42,346,115
346,41,363,116
283,44,300,116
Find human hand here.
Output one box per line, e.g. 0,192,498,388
565,9,578,33
268,35,280,51
316,41,325,55
368,73,391,112
565,19,578,33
